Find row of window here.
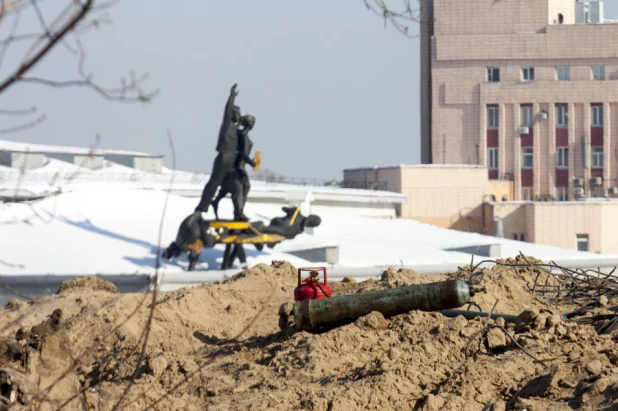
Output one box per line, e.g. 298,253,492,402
486,146,604,169
487,105,604,128
513,233,589,251
487,66,605,82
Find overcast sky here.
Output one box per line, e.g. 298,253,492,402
2,1,617,180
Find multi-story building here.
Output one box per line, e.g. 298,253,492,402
421,0,618,201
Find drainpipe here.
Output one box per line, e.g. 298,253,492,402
582,135,590,169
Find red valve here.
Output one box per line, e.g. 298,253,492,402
294,267,333,302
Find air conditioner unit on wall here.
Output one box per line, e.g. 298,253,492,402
573,177,585,187
573,187,585,196
611,187,618,196
518,127,530,135
537,111,548,120
590,177,603,186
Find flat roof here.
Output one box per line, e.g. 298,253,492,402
0,139,162,157
344,164,487,172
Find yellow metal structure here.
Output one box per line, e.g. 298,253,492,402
207,220,285,246
209,221,252,230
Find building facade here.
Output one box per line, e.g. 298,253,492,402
421,0,618,201
343,164,618,253
344,165,512,231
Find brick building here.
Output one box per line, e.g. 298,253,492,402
421,0,618,201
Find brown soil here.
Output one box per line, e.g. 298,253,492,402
57,276,119,295
1,259,618,410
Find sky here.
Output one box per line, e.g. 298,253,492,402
0,1,420,180
2,1,617,180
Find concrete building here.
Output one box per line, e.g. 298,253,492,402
0,150,45,170
489,199,618,253
421,0,618,201
344,165,512,230
0,139,163,173
344,164,618,253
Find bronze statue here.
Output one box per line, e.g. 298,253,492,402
162,207,322,270
195,84,242,213
261,207,322,240
212,114,257,221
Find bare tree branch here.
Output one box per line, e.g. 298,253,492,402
29,0,79,55
364,0,420,38
0,33,40,47
0,113,46,133
0,0,157,134
0,8,21,70
0,106,36,115
19,76,158,102
0,0,93,95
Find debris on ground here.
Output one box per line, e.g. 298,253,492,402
1,258,618,409
57,276,119,294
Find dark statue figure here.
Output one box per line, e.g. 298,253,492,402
212,114,257,221
262,207,321,239
163,82,323,271
162,212,217,271
162,207,322,270
195,84,242,213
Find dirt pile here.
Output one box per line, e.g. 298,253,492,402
57,276,119,295
1,259,618,410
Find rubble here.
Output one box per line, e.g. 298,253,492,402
0,258,617,409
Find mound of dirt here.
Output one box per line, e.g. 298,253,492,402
1,259,618,410
57,276,119,294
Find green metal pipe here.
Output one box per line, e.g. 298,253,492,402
294,280,476,331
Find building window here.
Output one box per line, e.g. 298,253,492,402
521,147,533,169
513,233,526,241
556,187,568,201
487,67,500,82
521,187,532,201
487,148,498,170
576,234,589,252
520,105,533,127
592,146,603,168
592,66,605,80
556,147,569,169
556,104,568,128
522,67,535,81
591,105,603,127
556,66,570,81
487,106,499,129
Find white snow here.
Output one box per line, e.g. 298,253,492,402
1,183,616,275
0,139,159,157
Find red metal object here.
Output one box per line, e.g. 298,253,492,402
294,267,333,302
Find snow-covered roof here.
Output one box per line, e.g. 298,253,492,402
0,139,161,157
344,164,487,172
0,184,615,275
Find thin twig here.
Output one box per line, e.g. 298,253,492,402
465,325,549,368
109,130,175,411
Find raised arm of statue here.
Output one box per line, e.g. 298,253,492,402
222,83,239,125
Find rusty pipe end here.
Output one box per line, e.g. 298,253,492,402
470,285,488,296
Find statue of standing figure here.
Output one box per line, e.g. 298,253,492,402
195,84,260,221
212,114,258,221
195,84,242,213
